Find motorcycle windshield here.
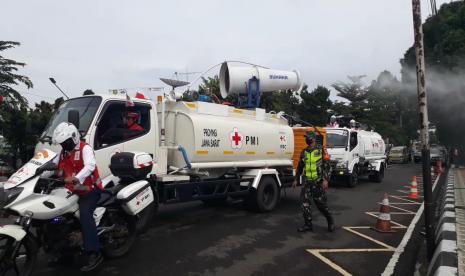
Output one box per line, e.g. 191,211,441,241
3,149,57,189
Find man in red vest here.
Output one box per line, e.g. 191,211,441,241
52,122,103,271
126,111,143,131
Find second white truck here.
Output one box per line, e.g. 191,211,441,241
325,127,386,187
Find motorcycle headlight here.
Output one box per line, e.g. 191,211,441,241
0,187,24,208
337,161,347,169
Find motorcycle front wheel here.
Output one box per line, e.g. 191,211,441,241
100,211,137,259
0,234,38,276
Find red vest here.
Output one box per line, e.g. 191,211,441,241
58,141,102,195
128,123,143,131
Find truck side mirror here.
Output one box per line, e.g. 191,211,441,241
68,109,80,129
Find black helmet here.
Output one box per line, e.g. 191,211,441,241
305,131,316,145
305,131,316,139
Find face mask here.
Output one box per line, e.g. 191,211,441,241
306,138,315,146
61,138,76,152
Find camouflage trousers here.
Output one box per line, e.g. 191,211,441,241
300,180,332,225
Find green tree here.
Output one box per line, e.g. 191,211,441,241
296,85,332,126
1,101,56,168
332,75,369,121
260,89,300,115
400,1,465,153
0,41,32,109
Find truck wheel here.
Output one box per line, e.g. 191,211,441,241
372,165,385,183
347,167,358,188
247,176,279,212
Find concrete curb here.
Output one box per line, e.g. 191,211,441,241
427,172,458,276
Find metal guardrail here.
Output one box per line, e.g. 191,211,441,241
427,170,460,276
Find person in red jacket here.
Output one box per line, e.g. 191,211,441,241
52,122,103,271
126,111,143,131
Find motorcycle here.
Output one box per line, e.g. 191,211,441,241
0,149,154,275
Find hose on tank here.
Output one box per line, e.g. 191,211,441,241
178,146,192,169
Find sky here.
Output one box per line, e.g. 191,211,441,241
1,0,451,105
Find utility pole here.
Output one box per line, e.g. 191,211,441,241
411,0,434,260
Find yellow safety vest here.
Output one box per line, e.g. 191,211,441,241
304,149,323,181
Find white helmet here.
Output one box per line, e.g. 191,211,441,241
350,119,356,128
52,122,80,145
330,115,336,123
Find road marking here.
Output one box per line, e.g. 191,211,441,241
369,211,415,215
402,186,424,190
344,227,396,250
381,174,441,276
307,250,352,276
347,226,405,229
307,226,398,275
386,204,416,214
365,212,407,228
306,173,441,276
396,190,424,196
384,202,421,205
389,195,421,204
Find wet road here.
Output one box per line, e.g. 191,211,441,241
31,163,427,276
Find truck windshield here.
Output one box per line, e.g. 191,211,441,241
39,97,102,143
326,130,349,148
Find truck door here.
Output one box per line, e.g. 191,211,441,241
349,132,358,152
92,101,128,178
122,103,155,158
92,101,155,178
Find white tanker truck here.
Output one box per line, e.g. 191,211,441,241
325,127,387,187
34,62,303,212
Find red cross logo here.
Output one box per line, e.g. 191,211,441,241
232,132,242,145
230,128,243,149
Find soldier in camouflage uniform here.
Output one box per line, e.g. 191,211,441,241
293,131,335,232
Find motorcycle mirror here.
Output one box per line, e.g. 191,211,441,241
68,109,80,129
36,162,58,175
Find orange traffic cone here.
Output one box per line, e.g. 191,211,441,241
409,177,418,199
372,193,396,233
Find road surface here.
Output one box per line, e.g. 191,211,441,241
29,163,429,276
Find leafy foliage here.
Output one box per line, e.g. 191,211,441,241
0,41,58,168
297,85,332,126
401,0,465,152
0,41,32,109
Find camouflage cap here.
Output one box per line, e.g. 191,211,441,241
305,131,316,139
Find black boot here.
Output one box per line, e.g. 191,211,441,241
298,222,313,232
327,216,335,232
80,252,103,272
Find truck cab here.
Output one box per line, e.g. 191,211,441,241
325,127,386,187
35,95,159,178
